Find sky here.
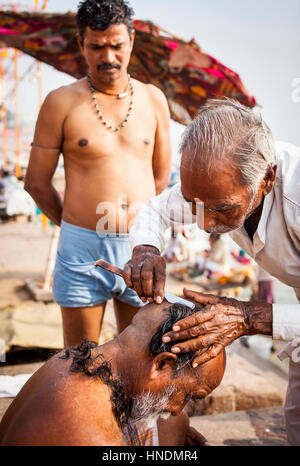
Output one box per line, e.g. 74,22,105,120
2,0,300,166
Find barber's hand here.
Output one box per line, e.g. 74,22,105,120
162,288,253,367
123,245,166,303
185,427,210,446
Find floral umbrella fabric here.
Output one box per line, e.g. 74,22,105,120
0,10,256,125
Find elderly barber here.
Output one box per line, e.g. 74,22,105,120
124,99,300,445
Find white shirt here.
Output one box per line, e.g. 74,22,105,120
130,142,300,344
256,265,274,282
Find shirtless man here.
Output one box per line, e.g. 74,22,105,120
0,302,225,446
24,0,171,346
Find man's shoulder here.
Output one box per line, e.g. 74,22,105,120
275,141,300,209
133,79,167,103
275,141,300,166
44,79,86,108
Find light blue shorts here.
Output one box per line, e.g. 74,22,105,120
52,221,144,309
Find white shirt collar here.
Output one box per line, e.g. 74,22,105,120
254,189,275,251
232,189,275,256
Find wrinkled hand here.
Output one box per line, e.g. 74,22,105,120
123,245,166,303
163,288,251,367
185,427,210,446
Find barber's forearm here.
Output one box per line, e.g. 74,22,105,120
130,200,168,253
27,185,63,226
244,302,273,336
130,183,187,253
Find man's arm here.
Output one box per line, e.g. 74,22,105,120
149,85,172,195
272,216,300,341
24,87,69,226
124,183,193,302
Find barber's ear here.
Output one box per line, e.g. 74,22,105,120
261,165,277,195
130,29,135,46
149,352,178,380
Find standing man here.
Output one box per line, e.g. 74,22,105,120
125,98,300,445
25,0,171,346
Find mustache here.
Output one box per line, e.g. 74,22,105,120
205,225,238,234
97,63,121,71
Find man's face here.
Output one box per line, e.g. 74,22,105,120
120,303,225,424
127,357,225,426
180,151,260,234
79,24,134,83
158,350,226,416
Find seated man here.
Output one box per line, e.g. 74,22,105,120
0,302,226,446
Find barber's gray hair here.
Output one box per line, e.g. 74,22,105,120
180,98,276,193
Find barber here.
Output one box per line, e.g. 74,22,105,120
123,99,300,445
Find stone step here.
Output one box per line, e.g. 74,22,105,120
190,406,288,446
190,340,288,416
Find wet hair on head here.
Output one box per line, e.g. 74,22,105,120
60,340,131,426
76,0,134,39
149,303,204,372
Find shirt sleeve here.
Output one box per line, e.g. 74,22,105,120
129,183,196,253
273,214,300,340
272,301,300,341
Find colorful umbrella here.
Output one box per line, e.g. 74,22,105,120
0,10,256,125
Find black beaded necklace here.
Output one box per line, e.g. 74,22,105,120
87,72,134,132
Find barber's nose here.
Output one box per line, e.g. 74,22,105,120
204,212,216,231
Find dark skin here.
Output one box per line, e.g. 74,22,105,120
162,289,272,367
244,197,265,241
124,151,277,366
0,302,224,446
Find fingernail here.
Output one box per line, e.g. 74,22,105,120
162,336,170,343
193,363,198,368
156,296,162,304
172,347,181,353
141,297,146,303
173,325,180,331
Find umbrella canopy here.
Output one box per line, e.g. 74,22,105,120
0,10,256,125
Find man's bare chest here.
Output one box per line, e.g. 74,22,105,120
62,97,156,160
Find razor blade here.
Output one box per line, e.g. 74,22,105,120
94,259,195,310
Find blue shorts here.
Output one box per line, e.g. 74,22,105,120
52,221,144,309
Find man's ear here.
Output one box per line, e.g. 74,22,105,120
261,164,277,195
149,352,178,380
130,29,135,48
76,33,84,53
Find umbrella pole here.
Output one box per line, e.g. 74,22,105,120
43,225,60,292
0,53,8,172
13,49,21,179
35,0,49,232
37,51,48,231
